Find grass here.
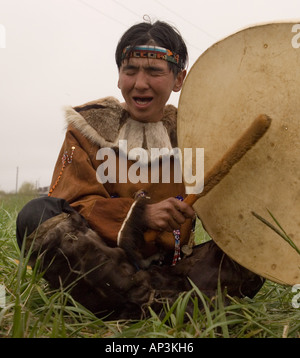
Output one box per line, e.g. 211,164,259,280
0,193,299,338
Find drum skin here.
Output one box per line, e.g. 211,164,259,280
178,22,300,285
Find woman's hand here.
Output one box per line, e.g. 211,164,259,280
144,197,195,232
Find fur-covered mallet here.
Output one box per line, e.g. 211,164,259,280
150,114,272,249
184,114,272,207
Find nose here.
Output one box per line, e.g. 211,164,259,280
134,71,150,91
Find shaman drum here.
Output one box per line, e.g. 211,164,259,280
178,22,300,285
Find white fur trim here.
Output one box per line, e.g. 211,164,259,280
64,107,173,164
117,201,138,246
64,106,117,148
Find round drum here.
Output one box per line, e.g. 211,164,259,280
178,22,300,285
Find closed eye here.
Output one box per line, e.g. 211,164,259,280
121,64,165,76
122,64,138,75
146,66,165,76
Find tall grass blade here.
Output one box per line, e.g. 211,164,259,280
252,210,300,255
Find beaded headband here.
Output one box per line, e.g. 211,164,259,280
121,45,180,66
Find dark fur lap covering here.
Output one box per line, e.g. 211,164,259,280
24,211,264,320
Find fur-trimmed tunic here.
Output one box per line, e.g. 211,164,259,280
49,97,191,256
17,96,264,319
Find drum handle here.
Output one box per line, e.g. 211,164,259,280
145,114,272,247
184,113,272,207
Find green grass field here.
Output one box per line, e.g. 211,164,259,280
0,193,299,338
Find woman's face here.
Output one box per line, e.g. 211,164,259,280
118,57,186,123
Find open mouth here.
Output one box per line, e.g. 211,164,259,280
133,97,153,106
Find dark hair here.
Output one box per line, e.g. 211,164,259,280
115,20,188,75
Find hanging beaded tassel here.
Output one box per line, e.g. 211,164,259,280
171,229,181,266
48,146,75,196
171,195,184,266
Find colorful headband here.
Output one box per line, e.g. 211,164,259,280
121,45,180,66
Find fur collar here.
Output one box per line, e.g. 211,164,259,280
64,97,178,155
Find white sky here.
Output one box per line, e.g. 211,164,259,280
0,0,299,192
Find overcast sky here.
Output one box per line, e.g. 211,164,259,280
0,0,299,192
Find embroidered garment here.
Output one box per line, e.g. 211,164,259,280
121,45,180,66
16,96,265,320
48,96,192,255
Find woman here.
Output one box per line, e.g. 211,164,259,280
16,20,264,319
